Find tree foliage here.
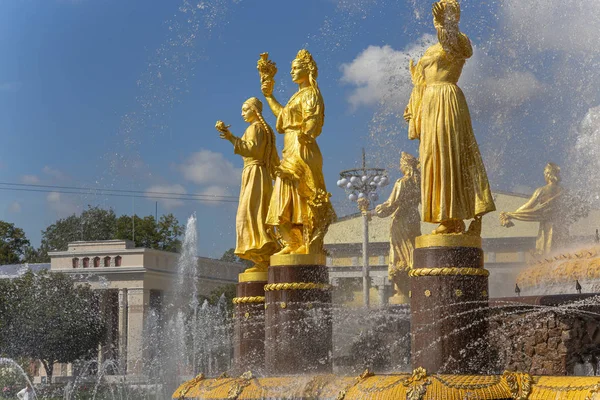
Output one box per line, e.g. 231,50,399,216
203,284,237,312
0,271,106,380
27,206,184,262
115,213,183,252
0,221,30,265
34,206,118,262
219,248,253,268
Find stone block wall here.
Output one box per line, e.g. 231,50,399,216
490,298,600,375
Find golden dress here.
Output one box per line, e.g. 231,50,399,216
375,175,421,278
266,87,332,230
505,184,567,254
406,34,495,223
233,121,278,264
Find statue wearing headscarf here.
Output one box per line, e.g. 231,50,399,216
215,97,280,272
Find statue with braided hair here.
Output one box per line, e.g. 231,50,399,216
215,97,280,272
404,0,495,235
260,50,336,255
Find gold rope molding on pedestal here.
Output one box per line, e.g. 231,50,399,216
232,296,265,304
408,267,490,277
264,282,332,291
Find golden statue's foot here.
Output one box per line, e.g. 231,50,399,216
244,263,268,273
292,245,307,254
274,245,295,256
432,220,465,235
467,217,482,237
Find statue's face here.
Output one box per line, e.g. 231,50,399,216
290,60,309,84
241,103,257,123
400,162,409,175
544,167,557,184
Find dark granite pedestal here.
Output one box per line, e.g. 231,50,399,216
264,254,332,375
410,234,491,374
233,272,267,374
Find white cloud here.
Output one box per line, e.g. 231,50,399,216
340,35,435,110
146,184,187,210
42,166,67,180
569,105,600,204
179,149,241,186
20,175,40,184
501,0,600,55
461,48,546,116
341,37,545,118
8,201,21,213
46,191,79,217
198,185,236,207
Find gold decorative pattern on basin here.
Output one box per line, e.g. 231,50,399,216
173,370,600,399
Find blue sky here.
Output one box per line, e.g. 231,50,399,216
1,0,600,257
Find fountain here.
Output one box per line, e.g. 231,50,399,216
3,0,600,399
171,0,600,398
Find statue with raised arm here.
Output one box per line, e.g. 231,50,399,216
259,50,336,255
500,163,568,255
373,152,421,303
404,0,495,235
215,97,280,272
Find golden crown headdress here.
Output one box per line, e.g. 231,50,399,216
295,49,318,78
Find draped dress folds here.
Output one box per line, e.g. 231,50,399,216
406,35,496,223
505,184,567,254
266,87,332,228
375,176,421,279
233,122,279,264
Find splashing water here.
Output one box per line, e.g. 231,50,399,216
0,358,37,400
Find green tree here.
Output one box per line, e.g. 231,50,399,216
0,221,31,265
220,248,253,268
36,206,117,261
208,284,236,312
0,271,106,381
29,207,183,261
22,245,47,264
115,213,183,252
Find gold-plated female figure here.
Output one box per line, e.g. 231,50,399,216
405,0,495,235
373,152,421,302
500,163,567,255
215,97,280,272
260,50,335,255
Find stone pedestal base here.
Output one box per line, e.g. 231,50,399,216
233,271,267,374
410,234,490,374
265,254,332,375
389,269,410,305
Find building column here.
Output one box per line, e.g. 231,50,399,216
97,290,107,366
378,284,388,306
126,288,148,376
118,288,128,374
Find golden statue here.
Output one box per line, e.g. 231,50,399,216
260,50,336,255
500,163,568,255
404,0,495,235
215,97,280,272
372,152,421,303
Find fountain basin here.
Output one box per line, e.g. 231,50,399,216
173,370,600,399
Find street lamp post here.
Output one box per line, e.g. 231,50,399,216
337,149,389,308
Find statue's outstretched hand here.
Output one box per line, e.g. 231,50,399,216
261,80,274,97
499,212,515,228
215,120,233,140
432,1,445,28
